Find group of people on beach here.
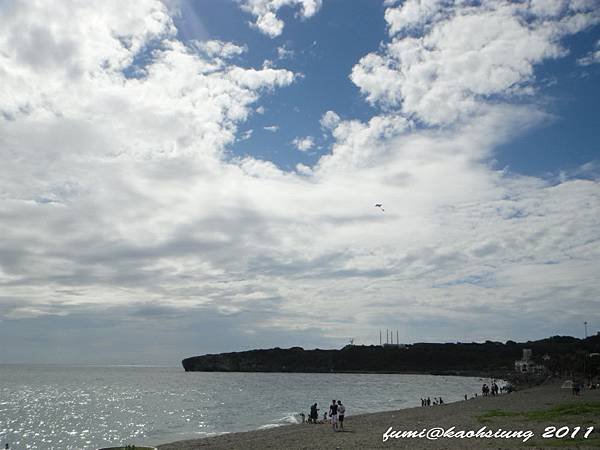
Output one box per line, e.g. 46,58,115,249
303,399,346,431
419,380,508,409
482,381,500,396
420,396,443,406
462,380,508,401
571,381,600,395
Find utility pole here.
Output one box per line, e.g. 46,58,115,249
584,321,588,339
396,330,399,345
379,330,382,346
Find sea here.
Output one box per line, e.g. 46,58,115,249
0,365,489,449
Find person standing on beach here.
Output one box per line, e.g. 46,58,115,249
337,400,345,430
329,399,338,431
310,403,319,423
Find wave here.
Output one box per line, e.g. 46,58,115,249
260,412,302,429
259,423,286,429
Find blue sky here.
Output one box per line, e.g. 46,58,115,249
497,46,600,176
172,0,600,174
0,0,599,364
174,0,390,169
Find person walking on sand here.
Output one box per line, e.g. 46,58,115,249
329,399,338,431
337,400,345,431
310,403,319,424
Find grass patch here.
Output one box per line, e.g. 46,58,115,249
525,403,600,421
526,437,600,448
478,402,600,423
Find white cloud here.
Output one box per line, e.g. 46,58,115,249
239,0,323,37
529,0,568,17
228,66,296,90
255,11,284,38
292,136,315,151
263,125,280,132
320,110,341,130
240,129,254,140
194,39,247,59
384,0,447,35
277,45,295,59
578,39,600,65
0,2,296,164
316,113,411,172
0,1,305,329
353,0,600,125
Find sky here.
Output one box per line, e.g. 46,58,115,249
0,0,599,365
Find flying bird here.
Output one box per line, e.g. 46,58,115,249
374,203,385,212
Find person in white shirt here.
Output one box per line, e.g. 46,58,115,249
329,399,338,431
337,400,345,430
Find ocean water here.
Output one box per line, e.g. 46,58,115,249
0,365,487,449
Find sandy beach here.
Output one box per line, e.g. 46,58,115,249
157,383,600,449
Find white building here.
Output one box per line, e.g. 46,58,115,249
514,348,545,374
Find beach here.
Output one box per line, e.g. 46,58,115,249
157,383,600,449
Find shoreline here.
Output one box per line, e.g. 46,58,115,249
181,369,518,384
182,369,509,376
157,383,600,449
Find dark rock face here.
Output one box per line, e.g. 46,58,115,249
182,334,600,377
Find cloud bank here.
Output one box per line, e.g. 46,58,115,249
0,0,599,363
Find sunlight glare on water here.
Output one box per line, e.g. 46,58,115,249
0,365,486,449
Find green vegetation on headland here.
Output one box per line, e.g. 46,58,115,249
182,334,600,381
478,402,600,423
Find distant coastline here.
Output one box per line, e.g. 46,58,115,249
182,334,600,384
